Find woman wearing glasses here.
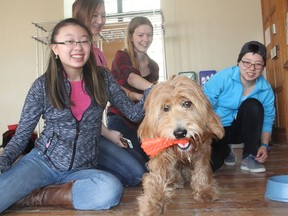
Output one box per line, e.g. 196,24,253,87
0,18,153,213
203,41,275,173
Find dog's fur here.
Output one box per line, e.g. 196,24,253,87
137,76,224,216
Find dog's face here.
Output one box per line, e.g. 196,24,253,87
139,76,224,156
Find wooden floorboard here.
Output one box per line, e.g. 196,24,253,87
3,144,288,216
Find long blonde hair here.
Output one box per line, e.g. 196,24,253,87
46,18,107,109
124,16,153,70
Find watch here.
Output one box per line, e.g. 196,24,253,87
261,143,271,152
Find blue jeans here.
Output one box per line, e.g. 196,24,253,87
0,149,123,213
107,114,149,163
97,136,146,187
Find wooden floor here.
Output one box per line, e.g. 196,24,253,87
3,144,288,216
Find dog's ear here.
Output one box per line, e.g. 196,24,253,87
138,86,160,140
138,115,153,140
138,107,161,140
138,81,170,140
206,110,225,139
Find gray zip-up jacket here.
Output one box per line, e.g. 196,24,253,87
0,68,150,173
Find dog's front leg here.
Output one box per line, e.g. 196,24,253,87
137,152,177,216
190,147,218,202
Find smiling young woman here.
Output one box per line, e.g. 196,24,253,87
0,18,153,213
203,41,275,174
102,17,159,183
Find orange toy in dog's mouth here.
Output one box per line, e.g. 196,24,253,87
141,138,191,156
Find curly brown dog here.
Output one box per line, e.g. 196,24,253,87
137,76,224,216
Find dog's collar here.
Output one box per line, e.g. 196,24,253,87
141,138,190,156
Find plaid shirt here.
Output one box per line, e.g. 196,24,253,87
108,50,159,128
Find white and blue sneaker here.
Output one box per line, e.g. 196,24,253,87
240,154,266,173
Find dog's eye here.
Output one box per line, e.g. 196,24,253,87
183,101,192,108
163,104,170,112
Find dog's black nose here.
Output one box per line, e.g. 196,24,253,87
173,129,187,139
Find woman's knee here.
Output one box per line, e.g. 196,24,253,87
116,163,144,187
96,176,123,209
72,174,123,210
126,171,143,187
241,98,264,115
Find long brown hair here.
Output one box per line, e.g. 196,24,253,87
46,18,107,109
124,16,154,70
72,0,105,27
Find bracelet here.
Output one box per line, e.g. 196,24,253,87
261,143,271,152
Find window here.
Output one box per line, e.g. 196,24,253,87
105,0,160,13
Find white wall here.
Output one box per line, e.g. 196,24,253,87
0,0,263,144
0,0,64,138
161,0,263,77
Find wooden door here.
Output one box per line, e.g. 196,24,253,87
261,0,288,145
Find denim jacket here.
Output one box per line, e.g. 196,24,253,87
0,68,150,172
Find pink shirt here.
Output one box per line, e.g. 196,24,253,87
70,81,91,121
93,46,107,67
69,46,106,121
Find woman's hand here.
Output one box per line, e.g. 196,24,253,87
107,129,127,148
255,146,269,163
128,91,143,101
256,132,271,163
101,124,127,148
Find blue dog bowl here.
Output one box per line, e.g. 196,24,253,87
265,175,288,202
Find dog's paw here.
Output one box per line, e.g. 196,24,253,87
193,190,219,203
202,193,218,202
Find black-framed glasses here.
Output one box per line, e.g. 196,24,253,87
53,40,92,47
241,60,264,70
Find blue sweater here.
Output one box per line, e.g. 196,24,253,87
203,66,275,133
0,68,150,173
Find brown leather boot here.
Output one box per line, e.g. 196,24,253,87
15,181,74,208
